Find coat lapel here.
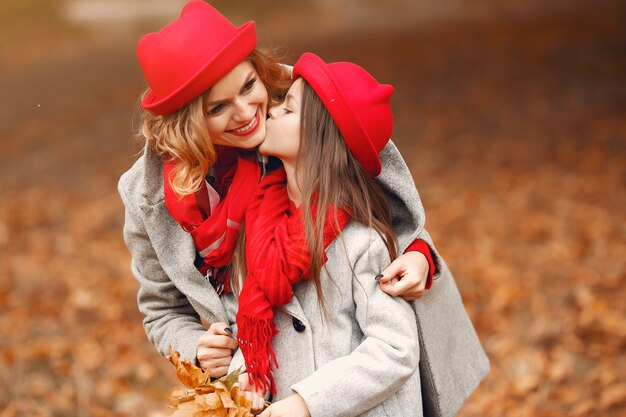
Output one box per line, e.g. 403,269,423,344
278,293,308,325
139,147,228,324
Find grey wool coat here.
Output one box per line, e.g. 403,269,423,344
118,141,489,417
223,222,422,417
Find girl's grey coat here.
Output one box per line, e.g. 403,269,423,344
223,222,423,417
118,142,489,417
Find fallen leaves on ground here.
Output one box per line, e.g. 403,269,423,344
1,1,625,417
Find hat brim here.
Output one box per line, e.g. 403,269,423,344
293,53,382,176
142,21,257,115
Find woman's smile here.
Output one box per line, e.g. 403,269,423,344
227,108,261,136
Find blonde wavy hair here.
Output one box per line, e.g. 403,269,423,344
140,48,292,197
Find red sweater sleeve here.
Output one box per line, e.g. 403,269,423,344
404,239,436,289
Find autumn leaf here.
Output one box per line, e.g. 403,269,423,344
215,384,236,409
216,367,242,391
168,346,211,389
195,393,223,410
229,385,255,417
166,349,254,417
169,388,197,407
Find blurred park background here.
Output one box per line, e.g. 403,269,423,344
1,0,625,416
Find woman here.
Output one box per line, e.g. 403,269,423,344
122,0,432,367
118,2,488,416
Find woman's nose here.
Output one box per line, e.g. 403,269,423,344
232,98,255,122
268,106,278,119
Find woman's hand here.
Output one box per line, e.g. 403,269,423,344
237,372,266,414
196,322,238,378
377,251,429,301
258,394,310,417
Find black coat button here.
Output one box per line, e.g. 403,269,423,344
292,317,306,333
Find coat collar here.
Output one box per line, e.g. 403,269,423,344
279,294,308,325
140,144,167,207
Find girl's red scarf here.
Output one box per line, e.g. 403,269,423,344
163,150,261,276
236,168,350,394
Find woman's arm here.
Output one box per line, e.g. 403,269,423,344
377,250,431,300
119,152,242,372
197,322,238,377
124,205,238,375
287,233,420,417
377,141,443,298
122,206,208,362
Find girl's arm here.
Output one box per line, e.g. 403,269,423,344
288,233,420,417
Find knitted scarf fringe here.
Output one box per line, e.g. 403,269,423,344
237,315,278,394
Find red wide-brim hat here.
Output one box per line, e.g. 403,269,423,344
293,52,394,177
137,1,257,116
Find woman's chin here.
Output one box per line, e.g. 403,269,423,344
257,141,282,159
229,127,266,150
257,141,270,155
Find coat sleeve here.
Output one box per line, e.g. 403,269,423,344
378,140,443,281
120,188,206,363
291,234,420,417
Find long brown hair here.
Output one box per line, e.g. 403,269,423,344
230,81,397,306
298,81,397,307
140,47,292,197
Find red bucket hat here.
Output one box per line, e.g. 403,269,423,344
292,52,394,176
137,1,257,115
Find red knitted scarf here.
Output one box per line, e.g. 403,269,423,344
236,168,350,394
163,150,261,276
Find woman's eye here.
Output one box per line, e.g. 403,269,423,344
207,103,225,115
242,78,257,92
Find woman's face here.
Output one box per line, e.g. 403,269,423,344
204,61,269,149
259,78,303,164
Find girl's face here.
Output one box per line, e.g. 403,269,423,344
259,78,303,164
204,61,269,149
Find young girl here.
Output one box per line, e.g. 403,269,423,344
224,52,423,417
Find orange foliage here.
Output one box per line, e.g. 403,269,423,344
1,1,625,417
166,348,253,417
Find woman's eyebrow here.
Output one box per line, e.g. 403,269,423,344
238,70,256,93
206,96,227,107
206,71,256,107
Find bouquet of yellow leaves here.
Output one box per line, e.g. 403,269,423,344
167,347,254,417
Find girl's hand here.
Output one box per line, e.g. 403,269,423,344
196,322,238,378
377,251,429,301
258,394,310,417
237,372,266,414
